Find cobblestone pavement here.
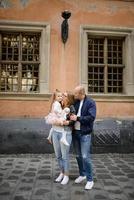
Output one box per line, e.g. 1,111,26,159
0,154,134,200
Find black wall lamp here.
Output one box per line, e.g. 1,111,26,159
61,10,71,44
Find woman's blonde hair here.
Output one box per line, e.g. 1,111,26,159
63,92,75,108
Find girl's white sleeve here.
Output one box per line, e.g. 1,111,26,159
53,101,62,116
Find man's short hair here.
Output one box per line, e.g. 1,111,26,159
75,85,85,95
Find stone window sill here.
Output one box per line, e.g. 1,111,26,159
0,93,52,101
89,94,134,102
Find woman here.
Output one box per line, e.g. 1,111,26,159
52,92,75,185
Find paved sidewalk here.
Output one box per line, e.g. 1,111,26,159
0,154,134,200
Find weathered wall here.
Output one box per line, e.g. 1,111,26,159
0,0,134,118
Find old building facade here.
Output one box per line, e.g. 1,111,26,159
0,0,134,119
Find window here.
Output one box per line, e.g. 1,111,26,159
88,37,124,93
0,32,40,93
0,21,50,97
80,26,134,96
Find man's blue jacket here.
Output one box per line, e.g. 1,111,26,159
73,95,96,135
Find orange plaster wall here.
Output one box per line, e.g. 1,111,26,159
0,0,134,118
0,100,51,118
96,101,134,119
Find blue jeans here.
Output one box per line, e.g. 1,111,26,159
72,130,93,181
52,130,72,174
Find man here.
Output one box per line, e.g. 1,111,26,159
70,85,96,190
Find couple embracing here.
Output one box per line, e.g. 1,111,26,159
45,85,96,190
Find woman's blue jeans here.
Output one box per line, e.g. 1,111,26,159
52,130,72,174
72,130,93,181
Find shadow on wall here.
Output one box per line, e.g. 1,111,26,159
0,118,134,154
0,119,53,154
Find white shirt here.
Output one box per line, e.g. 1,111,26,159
74,99,84,130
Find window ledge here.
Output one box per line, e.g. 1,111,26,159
0,93,134,102
0,93,52,101
88,94,134,102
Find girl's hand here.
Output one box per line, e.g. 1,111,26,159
63,120,69,125
52,120,62,126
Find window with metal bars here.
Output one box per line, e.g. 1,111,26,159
0,32,40,93
88,36,124,93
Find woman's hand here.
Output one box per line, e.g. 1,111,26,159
63,120,69,125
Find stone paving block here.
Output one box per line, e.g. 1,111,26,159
88,190,110,200
105,186,122,194
109,193,128,200
124,187,134,197
34,179,51,188
21,178,35,183
37,174,51,179
97,174,112,179
107,166,120,170
96,169,110,173
102,179,118,187
0,181,14,195
7,175,20,180
13,195,30,200
23,172,36,177
34,188,51,195
128,191,134,199
94,164,106,169
110,171,125,176
0,196,11,200
127,173,134,178
32,189,51,200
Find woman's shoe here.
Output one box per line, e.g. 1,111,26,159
61,175,69,185
55,173,64,182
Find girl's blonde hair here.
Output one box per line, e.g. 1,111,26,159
49,89,62,112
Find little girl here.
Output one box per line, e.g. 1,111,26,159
45,90,70,146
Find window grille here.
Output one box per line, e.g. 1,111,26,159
88,36,124,93
0,32,40,93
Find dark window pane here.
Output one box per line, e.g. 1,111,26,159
108,38,123,65
0,64,19,92
99,74,104,79
88,66,104,93
118,87,122,93
1,33,19,61
21,64,39,92
21,34,40,62
107,66,123,93
94,58,98,63
99,58,103,63
88,37,104,65
88,67,93,73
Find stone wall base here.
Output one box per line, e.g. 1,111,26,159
0,118,134,154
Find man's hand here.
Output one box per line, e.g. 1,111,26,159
70,114,77,121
